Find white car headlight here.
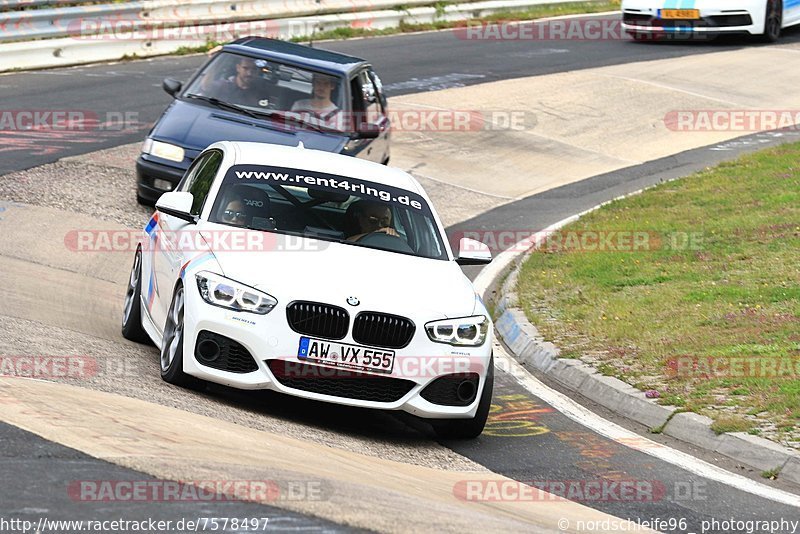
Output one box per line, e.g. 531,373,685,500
195,271,277,315
142,138,185,163
425,315,489,346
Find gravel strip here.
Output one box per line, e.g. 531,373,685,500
0,313,486,473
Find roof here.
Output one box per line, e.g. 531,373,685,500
224,141,423,193
223,38,368,76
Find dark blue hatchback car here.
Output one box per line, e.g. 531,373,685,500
136,37,391,204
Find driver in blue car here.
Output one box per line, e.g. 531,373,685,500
204,56,269,108
346,200,399,241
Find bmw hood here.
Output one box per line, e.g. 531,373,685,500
152,100,348,153
202,230,476,319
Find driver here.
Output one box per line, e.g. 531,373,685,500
205,57,268,108
346,200,398,241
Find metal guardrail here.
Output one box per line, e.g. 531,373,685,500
0,0,607,72
0,0,115,13
0,0,450,42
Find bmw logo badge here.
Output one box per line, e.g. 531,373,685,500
347,296,360,306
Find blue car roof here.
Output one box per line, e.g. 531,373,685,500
222,37,368,76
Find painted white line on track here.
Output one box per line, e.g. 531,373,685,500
494,346,800,509
597,73,747,107
473,188,800,509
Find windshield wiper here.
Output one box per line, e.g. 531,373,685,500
184,93,344,135
184,94,259,119
281,112,345,135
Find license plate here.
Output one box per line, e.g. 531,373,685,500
658,9,700,19
298,337,395,374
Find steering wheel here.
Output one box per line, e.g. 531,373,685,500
356,231,414,254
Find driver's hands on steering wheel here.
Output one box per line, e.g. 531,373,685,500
374,227,398,237
351,227,398,242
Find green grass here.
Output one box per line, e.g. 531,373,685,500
762,467,781,480
517,142,800,441
710,415,755,435
292,1,621,42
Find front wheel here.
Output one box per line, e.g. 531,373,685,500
160,283,204,390
433,356,494,439
761,0,782,42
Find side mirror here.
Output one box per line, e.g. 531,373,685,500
351,120,380,140
155,191,196,223
162,78,182,97
455,238,492,266
355,126,380,140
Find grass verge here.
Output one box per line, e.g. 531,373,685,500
516,142,800,447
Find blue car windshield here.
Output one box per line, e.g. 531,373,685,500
183,52,347,131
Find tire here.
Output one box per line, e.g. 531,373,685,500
433,355,494,440
160,282,204,390
121,247,151,344
761,0,782,42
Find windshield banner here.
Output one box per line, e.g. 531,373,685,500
223,164,431,214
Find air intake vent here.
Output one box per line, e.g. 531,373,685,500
267,360,415,402
194,330,258,373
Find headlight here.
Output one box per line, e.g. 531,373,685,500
142,138,185,163
425,315,489,346
195,271,277,315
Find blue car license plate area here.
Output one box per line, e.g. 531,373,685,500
298,337,395,374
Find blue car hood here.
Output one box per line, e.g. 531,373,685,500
151,100,348,153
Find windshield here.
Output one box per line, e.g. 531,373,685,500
208,165,448,260
183,52,347,132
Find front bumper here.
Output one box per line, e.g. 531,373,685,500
621,1,765,36
135,155,187,205
180,279,493,419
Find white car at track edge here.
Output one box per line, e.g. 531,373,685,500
621,0,800,41
122,140,495,439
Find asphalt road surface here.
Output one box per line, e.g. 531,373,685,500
3,15,798,175
2,14,800,534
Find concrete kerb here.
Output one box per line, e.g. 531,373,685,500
487,189,800,486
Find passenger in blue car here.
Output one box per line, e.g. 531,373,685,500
291,73,341,120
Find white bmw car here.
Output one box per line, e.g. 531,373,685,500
122,141,495,438
622,0,800,41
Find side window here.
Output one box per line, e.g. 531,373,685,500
177,155,207,193
188,150,223,215
180,150,223,215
